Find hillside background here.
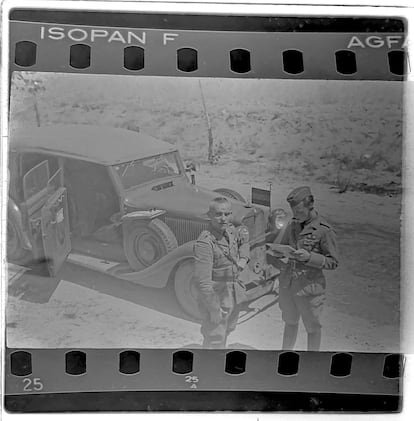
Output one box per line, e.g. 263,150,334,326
10,73,403,197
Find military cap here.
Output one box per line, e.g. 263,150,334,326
286,186,312,207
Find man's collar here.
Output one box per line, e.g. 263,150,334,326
209,224,234,240
305,209,319,226
293,209,319,227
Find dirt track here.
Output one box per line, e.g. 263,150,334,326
6,179,400,352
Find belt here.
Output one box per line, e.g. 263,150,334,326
288,260,307,279
212,265,237,282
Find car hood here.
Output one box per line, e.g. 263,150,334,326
123,178,254,224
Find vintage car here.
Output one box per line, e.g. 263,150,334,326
7,124,288,318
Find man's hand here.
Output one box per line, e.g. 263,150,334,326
236,258,248,271
292,248,311,262
210,310,223,325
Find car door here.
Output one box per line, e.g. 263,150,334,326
22,160,71,276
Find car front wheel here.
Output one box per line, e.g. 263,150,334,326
123,219,178,271
173,257,202,320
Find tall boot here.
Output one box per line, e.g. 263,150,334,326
282,323,299,350
307,329,321,351
203,337,226,349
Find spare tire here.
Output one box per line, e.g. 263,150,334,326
213,188,246,203
123,219,178,271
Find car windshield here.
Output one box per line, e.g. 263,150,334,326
113,152,181,189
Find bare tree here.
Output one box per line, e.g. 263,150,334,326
198,80,214,164
13,73,45,126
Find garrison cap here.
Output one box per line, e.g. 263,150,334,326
286,186,312,207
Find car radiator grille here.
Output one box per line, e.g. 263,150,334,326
165,217,209,245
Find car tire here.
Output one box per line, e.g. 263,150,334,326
7,218,30,263
123,218,178,271
213,188,246,203
173,257,202,320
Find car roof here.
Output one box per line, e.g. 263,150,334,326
10,124,178,165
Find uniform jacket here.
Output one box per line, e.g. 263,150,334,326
193,223,249,313
278,211,339,293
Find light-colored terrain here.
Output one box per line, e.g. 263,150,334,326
6,73,403,351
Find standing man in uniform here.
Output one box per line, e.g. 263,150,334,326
268,186,339,351
193,197,250,349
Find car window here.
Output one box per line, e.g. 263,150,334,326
21,152,59,177
64,159,111,185
47,168,63,192
64,158,117,202
23,160,49,201
114,153,181,189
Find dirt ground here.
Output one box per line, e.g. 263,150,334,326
5,74,402,352
6,171,401,352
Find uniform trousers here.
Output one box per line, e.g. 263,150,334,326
199,281,240,348
279,277,325,333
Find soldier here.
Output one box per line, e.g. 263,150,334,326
268,186,339,351
193,197,250,349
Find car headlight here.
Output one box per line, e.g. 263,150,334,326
269,208,289,231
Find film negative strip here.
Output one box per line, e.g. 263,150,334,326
1,0,408,413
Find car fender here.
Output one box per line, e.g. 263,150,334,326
8,199,32,250
108,241,195,288
121,209,166,223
